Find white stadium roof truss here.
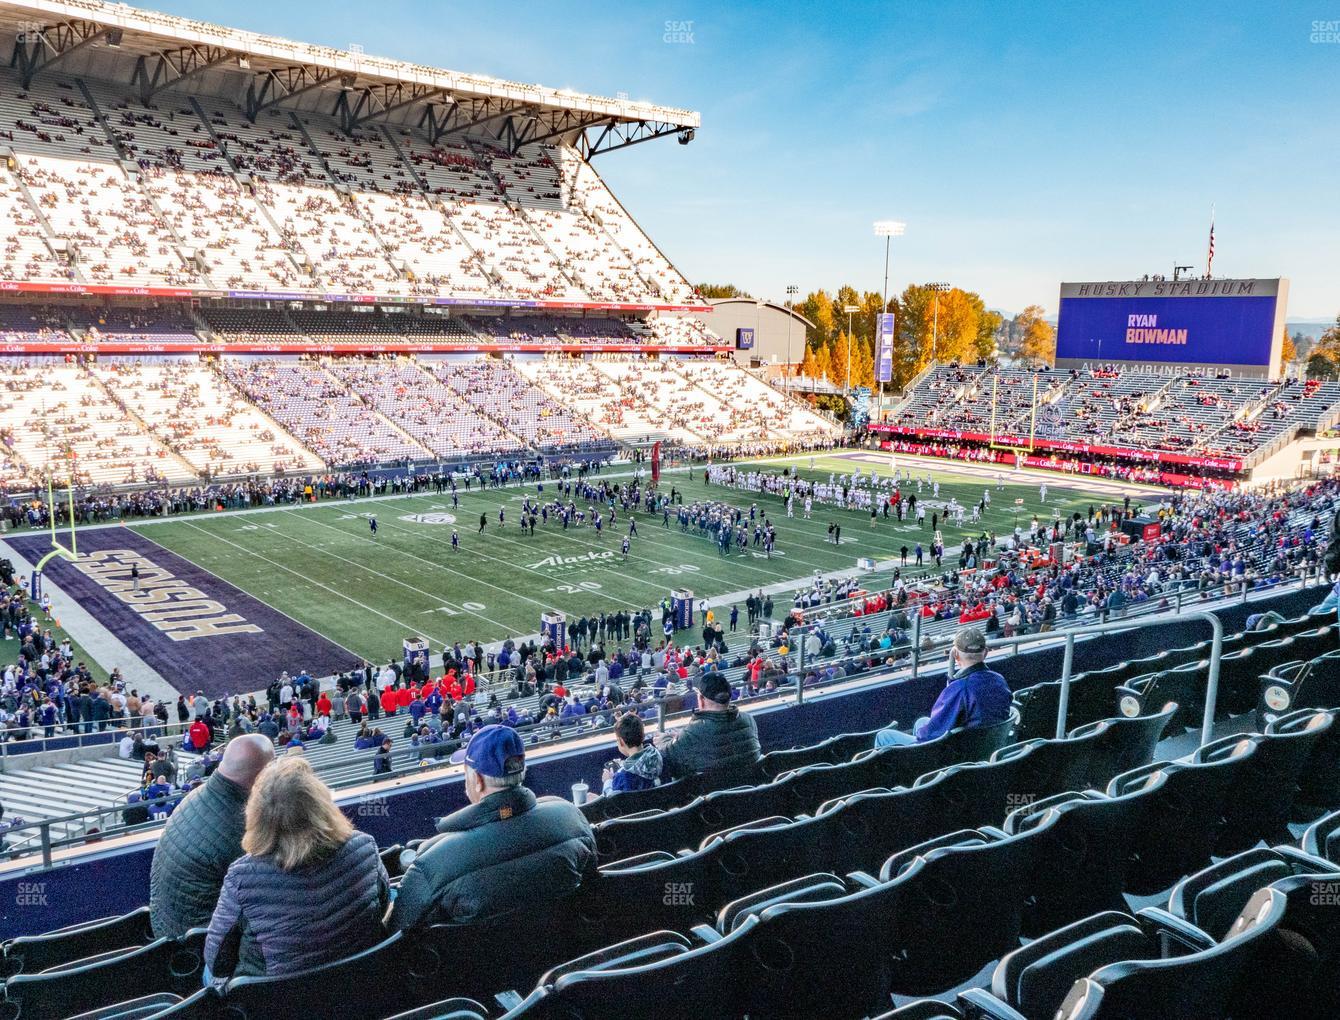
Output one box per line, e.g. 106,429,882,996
0,0,700,155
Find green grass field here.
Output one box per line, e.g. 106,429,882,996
127,452,1147,663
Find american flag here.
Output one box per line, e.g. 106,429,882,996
1207,211,1215,276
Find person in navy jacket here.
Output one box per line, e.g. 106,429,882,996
874,627,1010,746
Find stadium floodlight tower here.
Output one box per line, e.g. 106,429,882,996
872,220,905,418
873,220,906,316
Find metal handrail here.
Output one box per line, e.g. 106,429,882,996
0,566,1325,868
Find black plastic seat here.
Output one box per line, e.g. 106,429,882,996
909,742,1038,832
869,994,1028,1020
382,999,491,1020
702,811,845,904
713,870,848,933
850,738,949,791
1054,888,1288,1020
991,728,1101,801
1003,780,1162,937
1107,735,1257,895
1000,884,1289,1020
1250,636,1297,691
757,736,839,779
726,860,906,1019
1168,845,1340,942
1258,650,1340,729
1117,661,1204,735
594,797,708,861
1217,709,1335,854
1,907,156,979
1069,702,1177,791
825,726,890,764
775,758,881,816
1287,625,1336,665
1216,646,1259,717
0,930,206,1020
877,822,1050,997
579,776,698,824
65,992,189,1020
695,779,792,835
1302,808,1340,863
500,923,755,1019
816,784,935,875
1012,679,1064,742
571,847,718,948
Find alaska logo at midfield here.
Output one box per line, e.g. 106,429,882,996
528,550,615,571
72,549,262,641
400,512,457,525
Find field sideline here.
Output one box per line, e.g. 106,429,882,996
100,452,1155,666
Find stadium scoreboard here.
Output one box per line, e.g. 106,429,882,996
1054,277,1288,377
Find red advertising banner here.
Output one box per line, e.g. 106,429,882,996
0,278,714,314
869,423,1243,473
0,342,731,356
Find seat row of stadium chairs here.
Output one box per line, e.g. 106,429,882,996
575,608,1333,830
5,701,1340,1018
1011,613,1336,741
4,599,1337,1018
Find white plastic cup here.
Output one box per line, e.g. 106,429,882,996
572,782,589,805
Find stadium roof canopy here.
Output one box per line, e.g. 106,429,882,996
0,0,700,155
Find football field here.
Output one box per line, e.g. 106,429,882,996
118,451,1150,666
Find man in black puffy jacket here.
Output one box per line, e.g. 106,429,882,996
388,725,595,930
148,734,274,938
657,672,761,781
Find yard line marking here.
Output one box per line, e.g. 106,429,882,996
176,520,458,645
275,507,628,615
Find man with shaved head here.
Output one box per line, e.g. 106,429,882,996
149,734,275,938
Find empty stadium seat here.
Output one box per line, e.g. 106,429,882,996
1168,848,1340,1020
1107,735,1258,895
1302,809,1340,863
815,784,935,875
876,822,1052,996
579,776,699,824
996,889,1286,1020
1258,649,1340,728
1117,659,1205,735
1,907,155,978
1217,709,1334,853
499,924,756,1019
990,728,1102,801
1003,781,1162,936
1070,702,1177,791
0,929,206,1020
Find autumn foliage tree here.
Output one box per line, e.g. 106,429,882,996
1015,305,1057,365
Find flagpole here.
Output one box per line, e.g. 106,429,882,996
1207,204,1215,278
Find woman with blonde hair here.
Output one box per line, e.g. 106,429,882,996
204,756,387,977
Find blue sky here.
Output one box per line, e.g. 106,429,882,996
154,0,1339,319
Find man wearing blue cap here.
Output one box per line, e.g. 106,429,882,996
387,724,596,930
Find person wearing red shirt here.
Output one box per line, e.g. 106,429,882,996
315,693,332,718
188,717,210,753
396,686,413,711
381,687,398,716
462,673,475,698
